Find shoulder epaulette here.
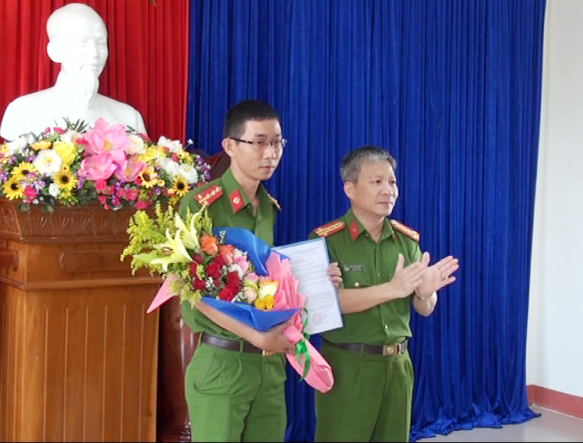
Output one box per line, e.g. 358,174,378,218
267,193,282,211
390,220,420,242
195,185,223,207
314,220,346,237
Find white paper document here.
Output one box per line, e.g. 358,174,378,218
274,237,343,335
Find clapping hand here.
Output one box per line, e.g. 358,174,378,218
415,252,459,299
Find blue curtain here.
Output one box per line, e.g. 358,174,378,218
186,0,546,441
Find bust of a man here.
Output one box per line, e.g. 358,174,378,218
0,3,147,141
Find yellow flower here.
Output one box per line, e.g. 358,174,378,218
0,145,11,164
141,146,165,162
31,140,52,150
53,141,76,166
139,167,158,188
170,176,189,197
54,169,77,191
12,162,37,181
258,280,279,299
255,294,275,311
2,177,24,200
178,151,192,162
150,228,193,272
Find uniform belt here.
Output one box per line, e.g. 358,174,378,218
325,339,408,356
200,333,264,354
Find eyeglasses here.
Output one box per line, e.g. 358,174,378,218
231,137,288,151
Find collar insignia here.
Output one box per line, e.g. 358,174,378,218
195,185,223,207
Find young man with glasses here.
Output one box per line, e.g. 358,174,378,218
310,146,459,442
179,100,340,442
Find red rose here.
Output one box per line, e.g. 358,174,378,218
206,262,222,280
226,271,241,287
193,278,206,290
213,255,225,268
189,262,198,275
193,254,204,264
219,287,234,302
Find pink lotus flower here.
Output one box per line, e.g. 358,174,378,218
78,153,117,181
83,118,130,164
114,157,147,182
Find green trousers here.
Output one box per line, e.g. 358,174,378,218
315,341,414,442
185,341,287,442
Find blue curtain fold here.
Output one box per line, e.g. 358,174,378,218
186,0,546,441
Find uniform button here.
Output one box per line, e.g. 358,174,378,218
377,272,381,277
354,281,360,288
384,325,388,330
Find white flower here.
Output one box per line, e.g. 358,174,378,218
126,134,146,155
178,164,199,184
6,137,27,155
205,277,215,289
48,183,61,197
60,130,81,144
158,157,180,178
33,149,63,177
242,287,258,303
158,136,183,154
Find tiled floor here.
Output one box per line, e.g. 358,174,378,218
417,407,583,442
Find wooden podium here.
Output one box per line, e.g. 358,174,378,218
0,200,161,442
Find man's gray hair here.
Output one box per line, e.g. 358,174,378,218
340,146,397,183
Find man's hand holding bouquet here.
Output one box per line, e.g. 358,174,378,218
121,204,334,393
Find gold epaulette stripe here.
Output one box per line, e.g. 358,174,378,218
314,221,345,237
268,193,282,211
195,185,223,207
390,220,420,242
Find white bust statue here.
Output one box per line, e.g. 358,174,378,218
0,3,147,141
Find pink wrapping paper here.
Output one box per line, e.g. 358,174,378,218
267,253,335,393
147,275,179,313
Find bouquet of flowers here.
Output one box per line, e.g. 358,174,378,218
0,118,210,211
121,204,334,393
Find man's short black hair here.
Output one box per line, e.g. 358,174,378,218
223,100,281,139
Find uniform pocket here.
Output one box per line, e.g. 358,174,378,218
187,348,216,392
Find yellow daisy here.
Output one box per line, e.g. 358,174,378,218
139,167,158,188
2,177,24,200
170,176,190,197
31,140,52,150
12,162,37,181
54,169,77,191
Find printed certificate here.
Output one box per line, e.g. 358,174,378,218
274,238,343,334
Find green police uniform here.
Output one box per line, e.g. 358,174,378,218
179,168,287,442
310,209,422,442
